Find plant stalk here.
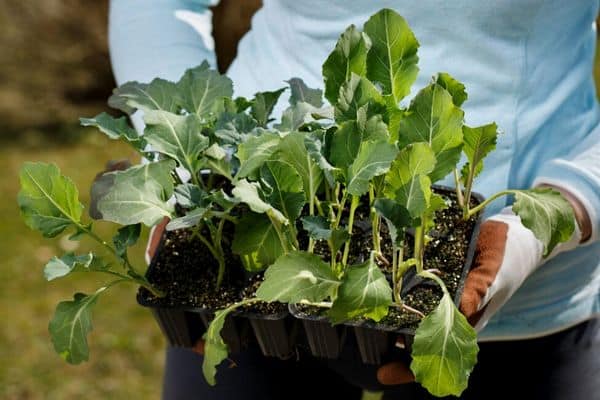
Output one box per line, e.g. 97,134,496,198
453,168,465,209
341,195,359,267
466,190,514,219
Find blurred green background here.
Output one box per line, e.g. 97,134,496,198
0,2,598,399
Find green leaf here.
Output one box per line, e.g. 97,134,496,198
214,110,257,145
347,140,398,196
166,207,209,231
329,121,362,170
304,131,338,185
461,123,498,183
358,110,389,142
108,78,179,115
511,188,576,256
256,251,340,303
113,224,141,257
277,102,317,131
44,253,108,281
363,8,419,104
236,132,281,178
96,161,176,226
276,132,323,203
373,199,412,244
435,73,467,107
18,162,83,238
384,143,436,217
411,291,478,397
335,74,385,122
322,25,370,104
232,212,286,271
177,62,234,118
287,78,323,107
80,113,145,151
301,215,331,240
202,299,255,386
208,189,240,212
261,160,306,222
231,179,287,224
49,289,106,364
143,111,209,176
174,183,206,208
331,228,351,256
329,252,392,324
398,83,464,182
251,88,286,127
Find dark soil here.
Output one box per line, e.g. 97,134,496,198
137,221,286,315
295,187,480,332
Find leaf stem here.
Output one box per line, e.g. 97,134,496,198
268,214,290,254
453,169,465,209
414,225,425,273
466,190,514,219
341,195,360,266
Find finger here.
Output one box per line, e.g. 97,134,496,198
459,220,508,323
192,339,205,356
377,361,415,385
145,217,170,263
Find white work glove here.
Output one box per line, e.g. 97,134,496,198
459,207,582,331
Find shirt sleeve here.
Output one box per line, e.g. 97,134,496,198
108,0,219,86
533,122,600,243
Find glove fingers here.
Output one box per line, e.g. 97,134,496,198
460,220,508,323
377,361,415,385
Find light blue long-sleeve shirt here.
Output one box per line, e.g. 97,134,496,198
109,0,600,340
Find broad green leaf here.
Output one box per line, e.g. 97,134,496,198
373,198,412,244
232,212,286,271
231,179,287,224
205,143,227,160
113,224,141,257
335,74,385,122
256,251,340,303
251,88,286,127
304,131,338,185
287,78,323,107
301,215,331,240
364,9,419,104
236,132,281,178
202,299,254,386
96,161,176,226
108,78,179,115
214,110,257,145
208,189,240,212
461,123,498,183
435,73,467,107
384,143,436,217
511,189,576,256
329,121,362,170
44,253,108,281
177,62,234,118
80,112,144,150
18,162,83,238
277,102,317,131
411,291,478,397
328,252,392,323
331,229,351,256
347,140,398,196
277,132,323,202
261,160,306,221
322,25,370,104
174,183,206,208
398,83,464,182
49,289,106,364
165,207,209,231
358,110,389,142
143,111,209,175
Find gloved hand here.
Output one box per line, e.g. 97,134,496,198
459,207,581,330
377,185,590,386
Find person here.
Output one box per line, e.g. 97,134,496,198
108,1,600,399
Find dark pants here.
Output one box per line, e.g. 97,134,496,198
162,318,599,400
